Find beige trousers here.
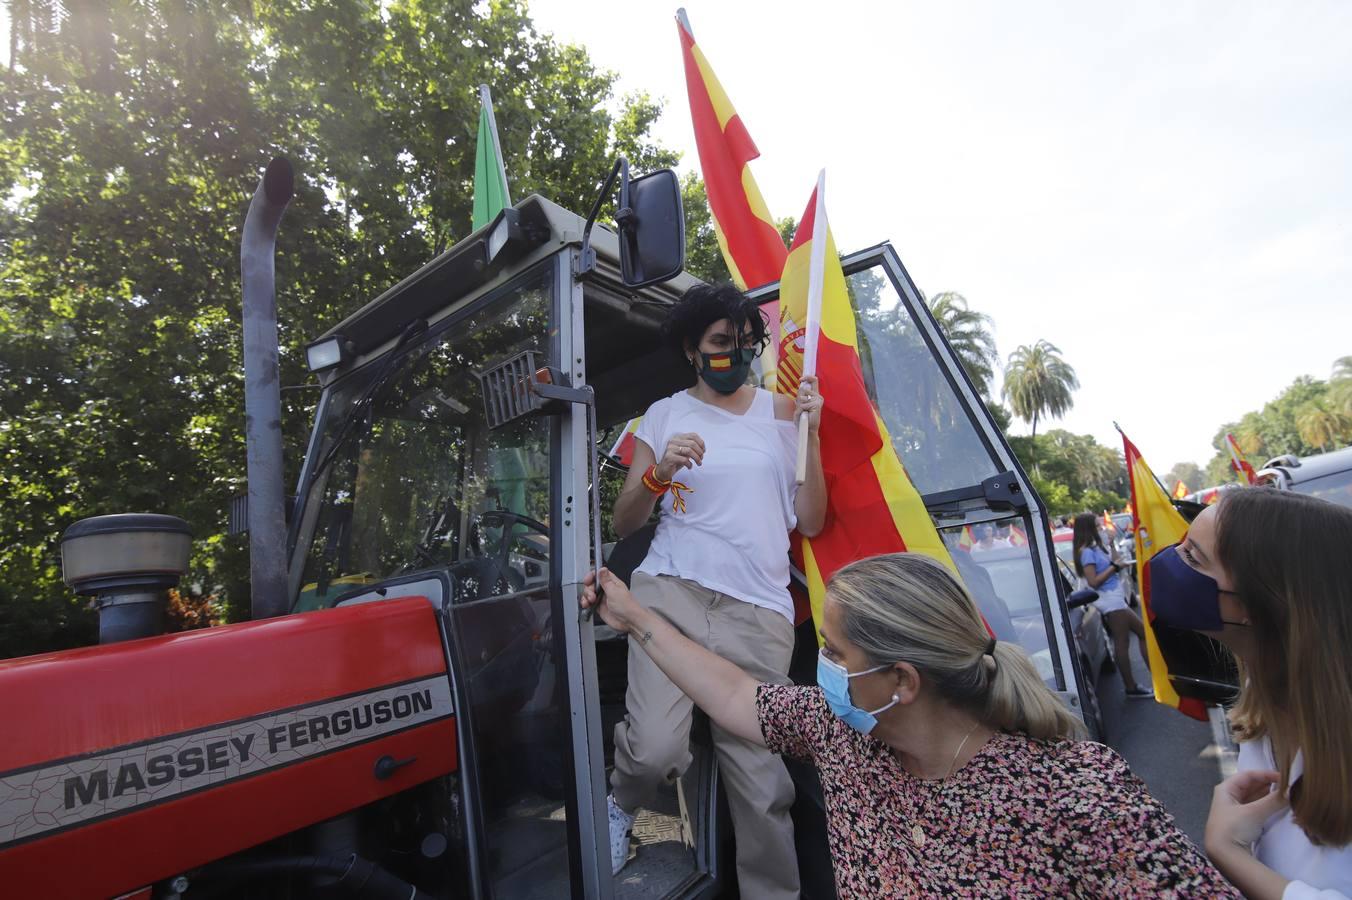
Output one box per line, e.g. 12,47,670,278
612,572,800,899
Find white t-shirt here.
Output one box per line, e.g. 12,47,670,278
1238,736,1352,899
634,388,799,622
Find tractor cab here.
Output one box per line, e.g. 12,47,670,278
279,179,1095,899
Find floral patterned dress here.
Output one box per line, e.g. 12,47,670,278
756,684,1239,898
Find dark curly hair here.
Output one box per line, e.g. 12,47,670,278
661,282,769,359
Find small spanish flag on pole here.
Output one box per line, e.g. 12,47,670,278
1225,432,1258,485
1120,427,1209,721
607,418,642,467
1173,480,1190,500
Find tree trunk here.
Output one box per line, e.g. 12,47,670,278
1030,412,1039,475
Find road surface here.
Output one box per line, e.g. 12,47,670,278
1097,652,1236,846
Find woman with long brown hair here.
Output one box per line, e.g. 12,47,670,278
1071,511,1152,697
1147,488,1352,897
583,552,1237,897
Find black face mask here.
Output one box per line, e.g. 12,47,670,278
1147,544,1247,631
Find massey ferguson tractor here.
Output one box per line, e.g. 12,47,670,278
1,152,1217,899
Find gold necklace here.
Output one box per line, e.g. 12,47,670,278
911,721,983,848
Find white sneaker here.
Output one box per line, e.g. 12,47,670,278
607,794,635,875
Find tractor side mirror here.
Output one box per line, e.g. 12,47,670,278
617,168,685,289
579,158,686,289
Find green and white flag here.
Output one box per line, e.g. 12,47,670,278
472,84,511,230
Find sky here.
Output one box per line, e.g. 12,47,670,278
527,0,1352,472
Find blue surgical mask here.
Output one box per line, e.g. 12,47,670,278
1147,544,1246,632
817,650,899,735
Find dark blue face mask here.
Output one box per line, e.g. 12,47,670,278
1147,544,1246,632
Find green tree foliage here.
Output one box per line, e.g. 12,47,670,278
0,0,680,653
1165,462,1204,494
1201,366,1352,484
1007,429,1126,515
1002,340,1078,470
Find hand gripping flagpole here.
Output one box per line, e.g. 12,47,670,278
796,169,828,484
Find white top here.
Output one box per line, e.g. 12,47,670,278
1238,736,1352,899
634,388,799,622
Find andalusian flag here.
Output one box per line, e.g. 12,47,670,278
1122,430,1209,721
677,11,787,291
777,179,958,638
472,84,511,231
1226,432,1258,485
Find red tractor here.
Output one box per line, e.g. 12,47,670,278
1,157,1110,898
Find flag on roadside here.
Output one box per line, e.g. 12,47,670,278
1102,510,1114,532
472,84,511,231
1121,430,1209,721
776,181,959,637
1225,432,1258,485
676,11,787,291
956,526,975,553
1007,525,1028,547
1173,480,1189,500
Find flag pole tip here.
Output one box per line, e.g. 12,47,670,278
676,8,693,35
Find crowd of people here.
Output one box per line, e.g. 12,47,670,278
588,282,1352,897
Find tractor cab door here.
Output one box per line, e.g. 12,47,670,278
748,244,1099,733
287,251,612,899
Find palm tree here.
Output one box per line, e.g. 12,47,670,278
1330,356,1352,419
928,292,999,398
1295,400,1348,452
1002,340,1079,471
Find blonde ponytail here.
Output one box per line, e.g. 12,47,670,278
985,640,1084,740
830,553,1083,741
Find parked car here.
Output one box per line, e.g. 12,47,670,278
1257,445,1352,509
954,542,1111,738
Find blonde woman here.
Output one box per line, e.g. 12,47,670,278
1146,488,1352,898
583,553,1237,897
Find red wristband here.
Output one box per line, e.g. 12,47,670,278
641,464,670,496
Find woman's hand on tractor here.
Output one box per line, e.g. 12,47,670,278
582,568,643,634
656,432,705,481
797,375,824,435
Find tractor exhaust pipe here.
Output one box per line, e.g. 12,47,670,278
240,157,294,620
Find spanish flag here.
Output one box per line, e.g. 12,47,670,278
607,417,642,467
677,12,787,291
777,182,958,637
1225,432,1258,485
1122,430,1209,721
1173,480,1189,500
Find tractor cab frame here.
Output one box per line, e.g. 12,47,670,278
281,189,1096,899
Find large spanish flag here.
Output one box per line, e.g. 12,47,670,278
677,12,787,292
1121,430,1209,721
778,183,958,636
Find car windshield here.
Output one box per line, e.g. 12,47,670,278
293,268,553,610
1293,467,1352,509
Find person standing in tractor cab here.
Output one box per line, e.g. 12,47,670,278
605,282,826,896
1145,489,1352,898
581,553,1239,897
1072,512,1152,698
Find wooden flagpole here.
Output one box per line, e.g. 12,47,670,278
796,169,828,484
